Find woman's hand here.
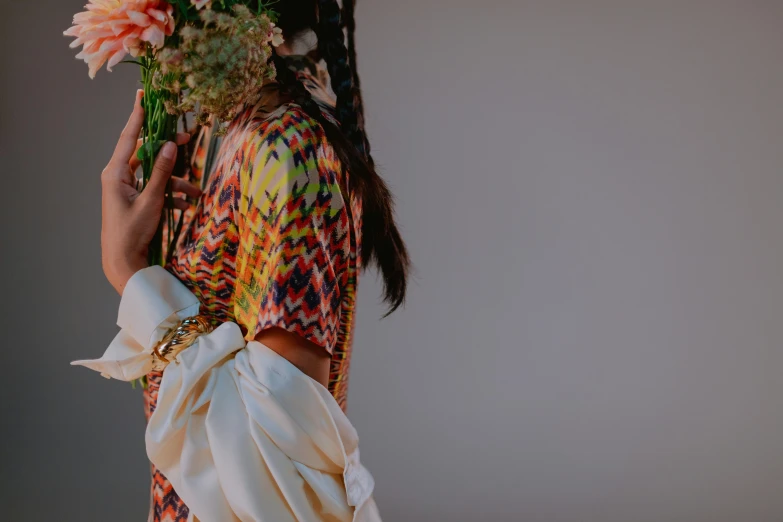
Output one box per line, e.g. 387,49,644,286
101,90,201,296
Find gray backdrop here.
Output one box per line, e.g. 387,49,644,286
2,1,782,521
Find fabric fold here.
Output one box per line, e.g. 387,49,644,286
72,266,381,522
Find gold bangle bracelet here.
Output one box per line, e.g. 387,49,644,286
151,315,214,372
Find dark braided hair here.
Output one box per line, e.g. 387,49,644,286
270,0,410,316
340,0,372,163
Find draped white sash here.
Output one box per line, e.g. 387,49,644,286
72,266,381,522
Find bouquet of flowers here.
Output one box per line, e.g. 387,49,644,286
64,0,283,267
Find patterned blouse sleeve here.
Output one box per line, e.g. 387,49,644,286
231,111,350,354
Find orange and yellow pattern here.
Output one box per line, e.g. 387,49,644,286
142,58,362,521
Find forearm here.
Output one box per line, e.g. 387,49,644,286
72,265,205,381
103,254,147,296
72,265,378,521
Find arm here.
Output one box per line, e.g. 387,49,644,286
232,111,350,387
72,262,379,522
255,326,332,387
71,265,212,381
100,89,199,297
101,91,338,386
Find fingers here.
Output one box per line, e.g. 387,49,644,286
138,141,177,206
169,177,202,200
129,132,191,171
168,197,191,211
112,90,145,166
133,175,202,200
160,178,202,211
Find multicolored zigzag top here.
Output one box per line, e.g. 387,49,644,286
142,57,362,522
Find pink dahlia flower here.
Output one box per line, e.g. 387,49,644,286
64,0,176,79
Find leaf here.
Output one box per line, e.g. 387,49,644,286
119,59,144,67
175,0,201,20
136,140,166,163
175,0,194,19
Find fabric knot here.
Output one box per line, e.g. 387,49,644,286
343,449,374,508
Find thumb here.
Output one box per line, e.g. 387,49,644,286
139,141,177,205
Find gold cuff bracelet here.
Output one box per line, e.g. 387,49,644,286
151,315,214,372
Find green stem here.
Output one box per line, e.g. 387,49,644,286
130,50,189,390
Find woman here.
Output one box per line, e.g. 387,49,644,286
98,1,409,520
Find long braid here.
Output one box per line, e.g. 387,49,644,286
315,0,366,158
341,0,359,86
273,1,410,315
315,0,408,314
341,0,373,166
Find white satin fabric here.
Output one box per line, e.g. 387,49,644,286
72,266,381,522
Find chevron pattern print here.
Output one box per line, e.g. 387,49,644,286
143,373,191,522
233,107,349,352
142,58,362,521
